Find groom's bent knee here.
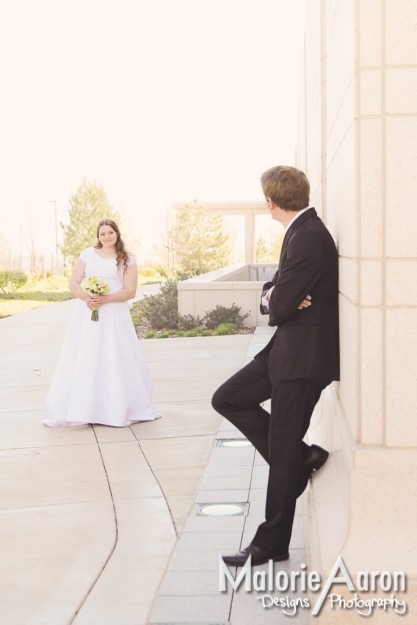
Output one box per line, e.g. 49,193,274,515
211,383,232,415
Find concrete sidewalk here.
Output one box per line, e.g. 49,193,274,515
148,326,307,625
0,298,308,625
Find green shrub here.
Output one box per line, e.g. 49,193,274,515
203,303,249,329
144,331,156,338
130,299,147,318
178,313,203,331
135,282,250,337
0,271,28,294
183,328,201,337
131,314,141,329
44,274,70,291
64,266,73,279
140,267,160,278
140,281,179,330
174,268,195,281
154,265,168,278
214,323,237,335
23,273,43,290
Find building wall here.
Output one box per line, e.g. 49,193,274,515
298,1,417,620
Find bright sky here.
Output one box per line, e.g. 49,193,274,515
0,0,306,260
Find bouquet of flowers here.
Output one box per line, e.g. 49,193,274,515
84,276,110,321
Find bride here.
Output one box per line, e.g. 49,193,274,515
44,219,158,427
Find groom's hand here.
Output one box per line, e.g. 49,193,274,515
298,294,312,309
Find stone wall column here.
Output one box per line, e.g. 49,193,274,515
298,1,417,621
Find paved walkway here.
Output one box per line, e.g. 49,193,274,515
148,327,307,625
0,296,307,625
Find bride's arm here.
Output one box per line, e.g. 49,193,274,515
94,263,138,304
69,258,91,302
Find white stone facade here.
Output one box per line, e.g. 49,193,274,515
298,1,417,620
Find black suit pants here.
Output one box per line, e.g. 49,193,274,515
212,352,329,553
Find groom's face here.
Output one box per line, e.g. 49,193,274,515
267,197,299,228
266,197,284,223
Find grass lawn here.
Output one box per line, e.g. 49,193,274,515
0,291,74,318
0,273,161,319
0,275,74,318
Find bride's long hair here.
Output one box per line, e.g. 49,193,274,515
95,219,129,273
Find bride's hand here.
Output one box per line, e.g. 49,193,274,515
86,295,103,309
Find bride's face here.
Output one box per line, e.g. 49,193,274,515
99,225,118,248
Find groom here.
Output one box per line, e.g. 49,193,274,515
212,165,339,566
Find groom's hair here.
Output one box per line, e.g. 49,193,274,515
261,166,310,212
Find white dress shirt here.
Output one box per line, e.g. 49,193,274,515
284,206,312,232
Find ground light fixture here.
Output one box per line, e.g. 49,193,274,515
196,502,249,517
216,438,252,448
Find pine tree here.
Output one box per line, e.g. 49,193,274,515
169,202,232,277
256,236,269,263
60,179,121,263
271,231,285,260
255,232,285,263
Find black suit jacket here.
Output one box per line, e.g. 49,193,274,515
257,207,340,382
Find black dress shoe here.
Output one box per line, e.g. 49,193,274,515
297,444,329,497
221,543,289,567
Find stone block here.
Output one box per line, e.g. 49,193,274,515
359,0,382,67
360,69,382,115
360,260,382,306
339,257,358,304
386,260,417,305
360,308,383,445
386,309,417,446
359,117,383,258
386,118,417,257
386,0,417,65
386,67,417,114
339,296,359,440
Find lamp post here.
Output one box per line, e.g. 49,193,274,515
49,200,58,273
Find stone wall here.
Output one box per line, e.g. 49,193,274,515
177,263,277,327
298,1,417,621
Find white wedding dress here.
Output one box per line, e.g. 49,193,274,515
44,247,158,427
